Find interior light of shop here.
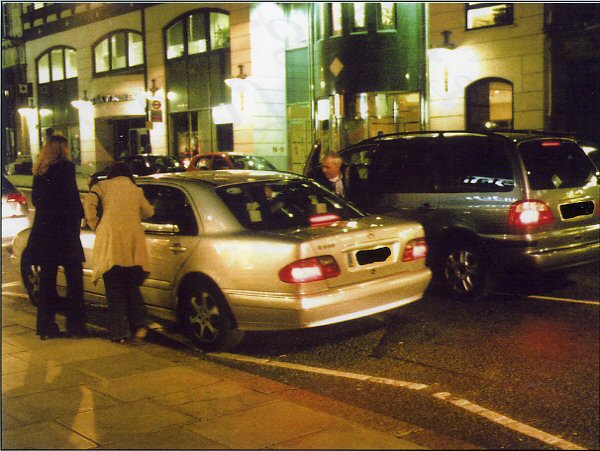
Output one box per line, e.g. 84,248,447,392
39,108,52,117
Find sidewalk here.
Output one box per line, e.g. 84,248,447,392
2,291,450,450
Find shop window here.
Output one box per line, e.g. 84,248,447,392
93,30,144,74
210,12,230,49
378,2,396,30
330,3,342,36
37,47,77,84
466,3,514,30
166,10,229,60
51,48,64,81
466,78,513,131
351,2,367,32
166,21,185,59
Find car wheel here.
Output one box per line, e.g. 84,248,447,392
441,243,493,301
181,282,243,351
21,254,41,307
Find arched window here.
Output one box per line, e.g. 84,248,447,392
35,46,80,163
166,11,230,59
93,30,144,74
466,78,513,131
165,10,231,156
37,47,77,84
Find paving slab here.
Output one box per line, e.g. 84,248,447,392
272,421,426,449
3,384,120,425
57,398,195,445
1,419,98,449
184,399,342,449
85,366,221,402
94,425,227,450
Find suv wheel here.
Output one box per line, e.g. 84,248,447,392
441,243,493,301
21,252,41,307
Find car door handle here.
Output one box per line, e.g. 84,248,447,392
168,243,187,254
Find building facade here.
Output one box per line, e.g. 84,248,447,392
2,3,598,176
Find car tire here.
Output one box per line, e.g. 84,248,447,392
441,243,493,302
180,281,244,351
21,252,41,307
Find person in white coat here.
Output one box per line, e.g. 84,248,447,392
84,161,155,342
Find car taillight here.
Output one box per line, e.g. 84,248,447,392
309,213,341,227
402,238,428,262
509,200,555,229
7,192,27,205
279,256,340,283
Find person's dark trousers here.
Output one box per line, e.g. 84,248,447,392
36,262,85,337
103,265,148,341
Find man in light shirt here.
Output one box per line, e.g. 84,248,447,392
319,151,347,198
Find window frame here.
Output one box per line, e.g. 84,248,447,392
92,29,145,75
36,46,78,85
465,77,514,131
165,9,230,61
465,3,514,31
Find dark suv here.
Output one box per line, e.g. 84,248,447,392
305,132,600,301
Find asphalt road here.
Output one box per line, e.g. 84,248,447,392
2,247,598,450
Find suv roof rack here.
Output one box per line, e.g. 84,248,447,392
357,129,582,144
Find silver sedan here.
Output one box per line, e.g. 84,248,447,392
12,171,432,351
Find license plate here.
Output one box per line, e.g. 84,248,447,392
356,247,392,266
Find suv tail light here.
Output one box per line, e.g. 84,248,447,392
7,192,27,205
279,256,341,283
402,238,428,262
509,200,555,229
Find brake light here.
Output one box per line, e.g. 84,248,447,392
541,141,561,147
309,213,341,227
402,238,428,262
509,200,555,228
7,192,27,205
279,256,340,283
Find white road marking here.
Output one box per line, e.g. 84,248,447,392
211,352,587,450
433,392,586,450
212,352,428,390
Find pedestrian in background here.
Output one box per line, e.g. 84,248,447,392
84,161,155,343
26,134,86,340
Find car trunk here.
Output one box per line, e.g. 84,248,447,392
291,216,426,289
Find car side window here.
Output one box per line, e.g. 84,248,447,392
140,184,198,235
438,140,514,193
213,157,229,170
372,141,437,193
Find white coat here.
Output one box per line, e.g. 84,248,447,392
84,176,154,284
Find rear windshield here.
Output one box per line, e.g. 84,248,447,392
217,180,365,230
518,140,597,190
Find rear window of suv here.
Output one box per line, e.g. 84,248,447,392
518,140,597,190
217,180,364,230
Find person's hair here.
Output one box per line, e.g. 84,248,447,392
106,161,135,184
322,151,342,167
32,134,70,176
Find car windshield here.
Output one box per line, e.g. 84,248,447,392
217,180,365,230
230,155,276,171
518,140,597,190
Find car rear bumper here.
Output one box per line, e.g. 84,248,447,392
487,239,600,273
224,267,432,331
